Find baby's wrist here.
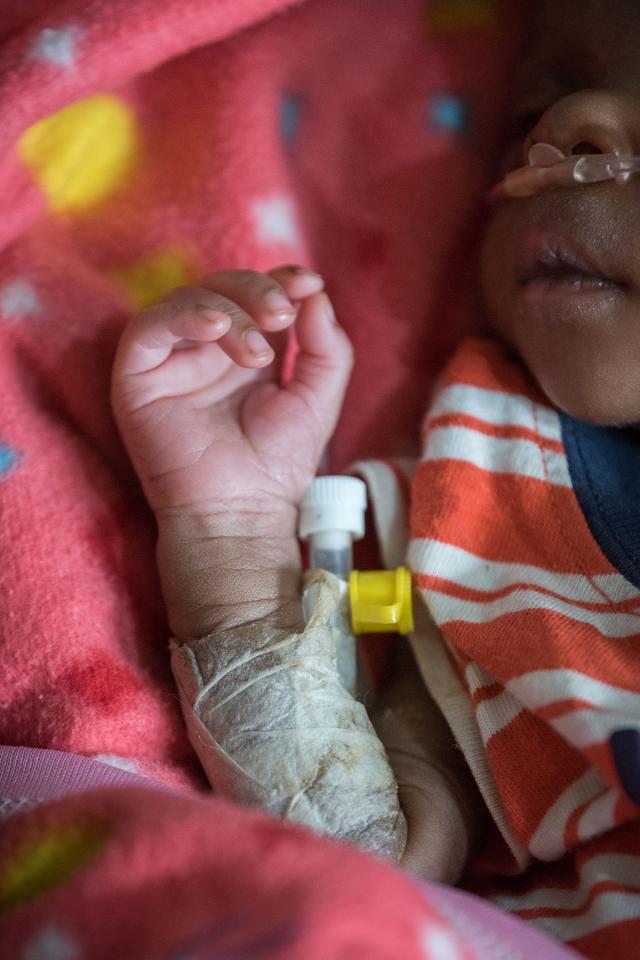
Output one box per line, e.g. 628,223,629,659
155,497,299,542
155,506,303,639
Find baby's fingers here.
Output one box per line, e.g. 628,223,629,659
203,266,324,334
114,287,232,377
287,291,353,427
268,265,325,305
114,286,274,378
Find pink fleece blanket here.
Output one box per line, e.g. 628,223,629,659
0,1,562,956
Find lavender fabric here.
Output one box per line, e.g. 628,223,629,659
0,745,171,817
418,881,582,959
0,745,582,959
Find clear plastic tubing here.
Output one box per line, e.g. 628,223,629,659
299,476,368,581
299,476,368,695
491,142,640,201
308,529,354,579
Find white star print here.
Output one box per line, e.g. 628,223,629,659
93,754,138,773
30,27,81,68
0,279,42,319
23,928,79,960
252,195,300,247
421,925,463,960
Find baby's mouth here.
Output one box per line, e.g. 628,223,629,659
517,234,621,297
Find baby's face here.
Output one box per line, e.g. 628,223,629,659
481,0,640,424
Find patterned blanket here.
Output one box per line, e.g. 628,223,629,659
0,1,562,957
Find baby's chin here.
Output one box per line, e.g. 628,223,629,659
511,338,640,427
542,382,640,427
481,276,640,427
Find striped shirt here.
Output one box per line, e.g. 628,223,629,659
382,336,640,958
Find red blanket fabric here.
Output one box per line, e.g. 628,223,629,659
0,0,528,955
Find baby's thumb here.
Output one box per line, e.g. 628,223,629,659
286,292,353,433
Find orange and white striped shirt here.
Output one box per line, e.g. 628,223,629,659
362,336,640,959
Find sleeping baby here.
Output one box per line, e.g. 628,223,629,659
111,1,640,954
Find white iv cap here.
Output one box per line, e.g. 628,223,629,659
299,476,367,541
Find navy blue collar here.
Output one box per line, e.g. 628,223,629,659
561,414,640,589
560,414,640,804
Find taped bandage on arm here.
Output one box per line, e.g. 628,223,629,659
170,568,407,861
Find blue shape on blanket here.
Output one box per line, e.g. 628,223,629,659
280,93,303,144
610,728,640,804
0,444,18,477
429,92,470,135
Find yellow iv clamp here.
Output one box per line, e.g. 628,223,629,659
299,476,414,636
348,566,413,635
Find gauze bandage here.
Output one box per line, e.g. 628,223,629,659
170,568,407,862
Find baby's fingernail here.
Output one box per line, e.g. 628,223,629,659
287,265,323,281
200,308,230,330
322,294,337,324
244,328,273,357
264,290,295,315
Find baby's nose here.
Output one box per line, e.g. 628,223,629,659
527,90,636,161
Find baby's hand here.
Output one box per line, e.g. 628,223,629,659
111,267,352,520
372,646,484,884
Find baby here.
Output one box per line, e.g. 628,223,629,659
111,0,640,951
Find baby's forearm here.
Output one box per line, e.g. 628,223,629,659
156,506,304,640
157,505,484,879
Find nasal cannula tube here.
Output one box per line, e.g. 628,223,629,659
491,143,640,201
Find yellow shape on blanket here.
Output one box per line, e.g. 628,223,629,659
113,246,196,309
19,94,138,212
430,0,497,31
0,823,107,910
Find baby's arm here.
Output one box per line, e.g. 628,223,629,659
111,268,483,879
113,269,411,859
111,267,346,643
372,644,486,883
